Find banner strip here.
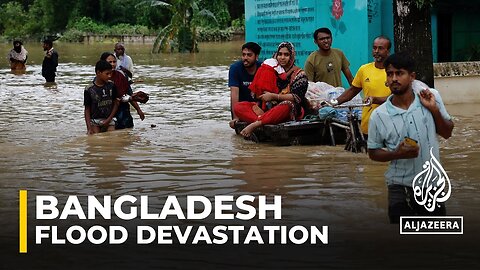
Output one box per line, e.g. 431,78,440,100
19,190,27,253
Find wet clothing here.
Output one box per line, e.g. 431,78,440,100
8,45,28,70
42,48,59,82
368,89,451,223
304,48,350,87
115,54,133,78
228,60,261,103
111,70,134,129
351,62,391,134
84,81,117,120
368,89,451,187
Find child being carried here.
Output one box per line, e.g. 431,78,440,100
248,58,288,111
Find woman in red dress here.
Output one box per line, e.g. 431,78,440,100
233,42,309,138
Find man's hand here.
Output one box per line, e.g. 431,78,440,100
395,140,419,159
363,96,373,105
419,89,438,112
137,109,145,121
102,118,111,127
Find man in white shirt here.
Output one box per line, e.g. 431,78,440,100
114,42,134,79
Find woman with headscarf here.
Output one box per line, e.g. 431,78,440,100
7,40,28,72
234,42,309,138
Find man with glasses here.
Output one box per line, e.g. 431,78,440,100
304,27,353,87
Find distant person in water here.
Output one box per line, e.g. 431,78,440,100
100,52,145,129
8,40,28,72
114,43,133,80
42,40,59,83
84,60,119,134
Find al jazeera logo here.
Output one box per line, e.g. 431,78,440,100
400,148,463,235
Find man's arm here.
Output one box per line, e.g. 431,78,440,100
130,100,145,120
304,58,314,82
51,51,58,67
342,66,354,86
419,89,454,139
120,66,133,79
230,86,240,120
336,85,362,105
431,109,454,139
85,107,93,134
103,100,119,127
368,141,419,162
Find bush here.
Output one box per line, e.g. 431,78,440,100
70,17,108,34
230,16,245,32
60,17,154,42
60,29,85,42
197,28,232,42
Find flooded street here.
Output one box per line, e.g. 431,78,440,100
0,42,479,269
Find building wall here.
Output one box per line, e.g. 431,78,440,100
245,0,394,87
433,61,480,104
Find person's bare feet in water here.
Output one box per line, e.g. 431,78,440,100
252,104,264,116
229,119,238,129
240,120,263,138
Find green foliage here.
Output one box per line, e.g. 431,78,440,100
0,2,29,38
230,16,245,32
198,0,230,28
70,17,108,33
178,26,195,52
141,0,218,53
0,0,239,42
197,27,232,42
61,17,154,42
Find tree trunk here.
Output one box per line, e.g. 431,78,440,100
393,0,434,87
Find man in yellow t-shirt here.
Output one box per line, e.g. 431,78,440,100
335,36,392,136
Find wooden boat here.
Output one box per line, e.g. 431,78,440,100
234,102,370,153
234,118,352,146
234,115,368,154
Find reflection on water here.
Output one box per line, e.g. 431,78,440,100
0,42,479,268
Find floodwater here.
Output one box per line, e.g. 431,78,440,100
0,41,479,269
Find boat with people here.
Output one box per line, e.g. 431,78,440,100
234,100,370,153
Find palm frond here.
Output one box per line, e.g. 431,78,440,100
153,24,174,53
135,0,171,8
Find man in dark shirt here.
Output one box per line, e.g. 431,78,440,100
84,60,119,134
228,42,261,128
42,40,59,83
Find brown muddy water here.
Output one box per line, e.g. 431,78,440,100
0,41,479,269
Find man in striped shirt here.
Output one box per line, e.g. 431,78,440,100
367,52,454,224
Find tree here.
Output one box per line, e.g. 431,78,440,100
139,0,217,53
393,0,435,87
0,2,29,38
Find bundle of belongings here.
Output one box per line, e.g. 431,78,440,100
305,82,362,122
121,91,150,104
